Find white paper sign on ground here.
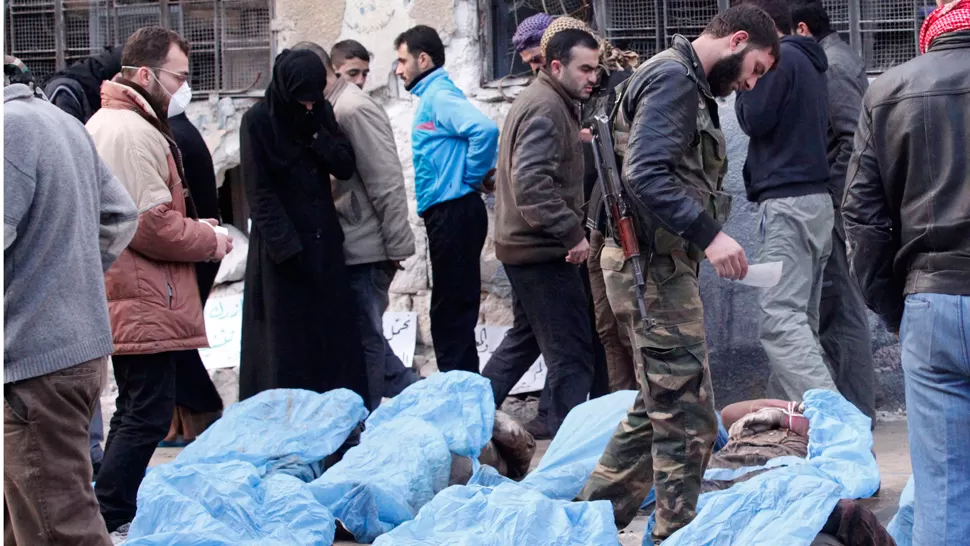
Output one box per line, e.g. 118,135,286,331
199,282,245,371
382,311,417,369
475,325,547,395
200,291,546,395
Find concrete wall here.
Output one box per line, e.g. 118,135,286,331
186,0,905,412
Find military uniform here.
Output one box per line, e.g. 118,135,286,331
578,35,731,543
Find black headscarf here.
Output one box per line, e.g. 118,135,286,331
264,49,328,158
47,46,122,113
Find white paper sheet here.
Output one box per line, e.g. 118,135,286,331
737,261,783,288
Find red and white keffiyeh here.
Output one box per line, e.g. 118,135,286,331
919,0,970,54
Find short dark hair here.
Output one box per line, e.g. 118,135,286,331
292,41,332,72
331,39,370,65
394,25,445,68
545,28,599,65
790,0,833,38
121,27,189,70
732,0,792,35
705,4,782,61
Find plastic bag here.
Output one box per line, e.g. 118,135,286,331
309,417,452,543
373,467,620,546
886,475,914,546
366,371,494,459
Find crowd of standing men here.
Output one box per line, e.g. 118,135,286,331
4,0,969,543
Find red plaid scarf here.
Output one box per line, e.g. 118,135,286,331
919,0,970,53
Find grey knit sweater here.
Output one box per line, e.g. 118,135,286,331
4,83,137,383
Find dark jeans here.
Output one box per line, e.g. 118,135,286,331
89,398,104,467
348,261,420,408
423,192,488,374
820,227,876,422
96,352,176,532
4,358,111,546
482,260,594,435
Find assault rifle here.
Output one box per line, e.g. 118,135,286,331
588,113,650,329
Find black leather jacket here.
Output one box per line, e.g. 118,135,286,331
842,31,970,330
593,36,723,251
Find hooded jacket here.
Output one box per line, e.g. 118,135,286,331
43,46,122,123
86,79,219,355
735,35,830,203
407,67,499,216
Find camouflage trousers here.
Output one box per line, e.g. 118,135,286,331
577,241,717,544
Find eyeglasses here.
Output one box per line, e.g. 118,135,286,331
122,65,190,85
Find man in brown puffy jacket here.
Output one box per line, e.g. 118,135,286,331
85,26,232,533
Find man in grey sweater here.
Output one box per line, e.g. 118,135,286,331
4,62,138,545
791,0,877,424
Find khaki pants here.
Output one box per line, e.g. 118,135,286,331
4,358,111,546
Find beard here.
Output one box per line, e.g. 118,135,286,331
707,51,746,97
148,79,172,111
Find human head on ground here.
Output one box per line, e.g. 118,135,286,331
513,13,555,73
789,0,833,40
120,27,191,113
394,25,445,89
292,41,338,89
331,39,371,88
693,4,781,97
544,28,600,101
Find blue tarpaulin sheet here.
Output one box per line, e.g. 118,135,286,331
887,475,914,546
373,466,621,546
309,371,495,543
125,389,368,545
645,389,880,545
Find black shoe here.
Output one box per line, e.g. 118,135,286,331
524,418,552,440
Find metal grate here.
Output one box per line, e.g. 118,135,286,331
859,0,921,73
599,0,661,59
662,0,719,46
820,0,852,44
4,0,271,93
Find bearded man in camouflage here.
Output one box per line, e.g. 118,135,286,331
576,6,780,543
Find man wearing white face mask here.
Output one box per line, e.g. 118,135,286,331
85,26,232,533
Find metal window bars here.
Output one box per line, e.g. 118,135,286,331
4,0,270,94
584,0,938,75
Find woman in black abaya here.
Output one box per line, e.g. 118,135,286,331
238,49,370,408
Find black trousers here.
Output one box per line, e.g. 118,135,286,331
482,260,594,435
820,225,876,423
95,352,176,531
423,192,488,374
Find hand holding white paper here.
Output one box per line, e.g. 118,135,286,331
736,261,783,288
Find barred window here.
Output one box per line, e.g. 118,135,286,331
4,0,271,94
587,0,937,75
485,0,591,81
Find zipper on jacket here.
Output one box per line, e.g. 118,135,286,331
167,282,173,309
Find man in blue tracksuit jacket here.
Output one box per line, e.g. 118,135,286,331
394,25,500,374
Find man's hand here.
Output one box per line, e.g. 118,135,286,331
566,238,590,264
482,168,496,194
579,128,593,143
212,231,233,261
705,232,748,280
390,260,405,271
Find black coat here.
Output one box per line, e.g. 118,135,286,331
238,99,369,407
170,113,224,413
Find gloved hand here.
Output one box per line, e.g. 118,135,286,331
727,407,788,442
